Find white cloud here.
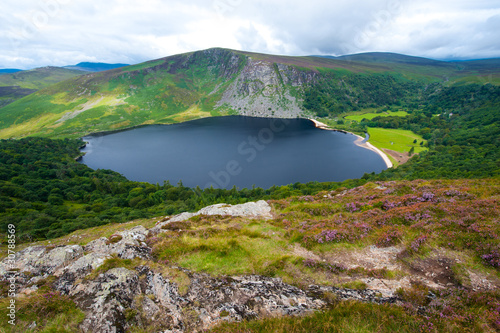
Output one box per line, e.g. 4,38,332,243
0,0,499,69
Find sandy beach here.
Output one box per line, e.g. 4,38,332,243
309,118,393,169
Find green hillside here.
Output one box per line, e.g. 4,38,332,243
1,48,499,139
0,66,84,108
0,66,84,90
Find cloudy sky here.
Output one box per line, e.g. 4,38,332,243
1,0,500,69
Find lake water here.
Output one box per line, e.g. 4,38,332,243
80,116,387,189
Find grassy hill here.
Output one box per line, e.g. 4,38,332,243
0,66,83,90
1,48,499,139
0,66,84,108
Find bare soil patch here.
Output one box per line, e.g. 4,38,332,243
383,148,411,165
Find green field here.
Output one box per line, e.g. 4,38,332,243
345,110,409,122
367,127,427,154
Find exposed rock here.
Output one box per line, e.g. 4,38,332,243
51,262,398,333
54,252,111,294
143,269,184,329
183,274,325,325
84,225,151,260
152,200,272,233
71,267,141,333
216,57,315,118
197,200,272,219
1,245,83,276
326,245,404,271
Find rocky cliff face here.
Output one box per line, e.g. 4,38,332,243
163,47,317,118
215,54,317,118
137,47,316,119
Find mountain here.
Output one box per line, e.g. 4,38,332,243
315,52,500,82
315,52,500,68
63,62,130,72
0,68,22,74
336,52,453,66
0,66,84,90
0,48,499,139
0,66,84,108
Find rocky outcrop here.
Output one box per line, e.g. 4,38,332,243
71,267,142,333
0,244,83,277
0,200,399,332
151,200,273,234
216,57,316,118
0,225,152,294
58,266,397,333
84,225,151,259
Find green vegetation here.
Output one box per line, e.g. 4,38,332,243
153,216,293,276
0,50,247,138
1,48,499,140
0,290,85,332
303,71,423,117
345,110,408,122
128,178,500,332
210,301,426,332
144,178,500,286
0,67,83,90
4,178,500,332
0,67,83,109
2,80,499,241
370,84,500,179
367,127,427,154
209,292,500,332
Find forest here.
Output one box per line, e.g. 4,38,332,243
303,72,423,116
365,83,500,179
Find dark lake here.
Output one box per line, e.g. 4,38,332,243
80,116,387,189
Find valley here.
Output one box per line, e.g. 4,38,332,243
0,47,499,332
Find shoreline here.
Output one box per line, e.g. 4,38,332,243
308,118,393,169
80,115,300,139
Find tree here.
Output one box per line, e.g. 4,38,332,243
409,146,415,156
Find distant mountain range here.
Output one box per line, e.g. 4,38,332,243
0,48,499,138
312,52,500,68
0,69,22,75
63,62,130,72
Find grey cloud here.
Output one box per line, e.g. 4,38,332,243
1,0,500,69
236,24,268,52
232,0,409,55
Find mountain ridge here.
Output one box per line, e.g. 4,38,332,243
0,69,22,74
0,47,499,139
63,62,130,72
0,66,84,109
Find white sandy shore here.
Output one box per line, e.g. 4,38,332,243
308,118,393,169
